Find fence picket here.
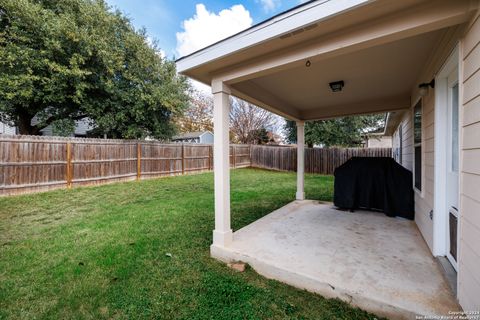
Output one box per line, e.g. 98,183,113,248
0,134,391,196
250,145,392,175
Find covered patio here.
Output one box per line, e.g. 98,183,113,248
211,200,459,319
176,0,477,318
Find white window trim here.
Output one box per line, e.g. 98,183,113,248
412,97,424,197
399,125,403,165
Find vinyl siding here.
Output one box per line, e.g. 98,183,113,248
391,43,455,253
73,118,93,136
459,12,480,312
0,122,16,135
199,132,214,144
393,105,434,250
417,89,435,252
394,111,414,171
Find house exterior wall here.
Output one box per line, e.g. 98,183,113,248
418,88,436,252
0,122,16,135
30,117,93,137
391,13,480,311
458,12,480,312
73,119,93,137
366,136,392,148
392,112,414,171
393,92,435,251
199,132,214,144
391,23,466,253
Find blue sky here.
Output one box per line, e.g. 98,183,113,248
105,0,307,59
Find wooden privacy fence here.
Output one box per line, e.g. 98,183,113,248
250,145,392,175
0,135,391,196
0,135,250,196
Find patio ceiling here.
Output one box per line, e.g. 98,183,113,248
232,30,443,120
177,0,476,121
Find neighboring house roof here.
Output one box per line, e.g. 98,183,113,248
360,113,389,137
172,131,212,140
383,111,407,136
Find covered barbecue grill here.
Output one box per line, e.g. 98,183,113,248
334,157,414,220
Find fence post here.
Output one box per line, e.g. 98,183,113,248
66,142,72,189
249,145,252,167
181,144,185,175
137,142,141,181
208,145,212,170
232,145,236,168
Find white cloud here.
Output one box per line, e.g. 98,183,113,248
190,79,211,94
158,49,166,59
257,0,281,13
175,4,253,58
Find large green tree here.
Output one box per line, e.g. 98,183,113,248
0,0,189,138
284,114,385,148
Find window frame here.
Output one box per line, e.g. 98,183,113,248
413,99,423,193
398,125,403,165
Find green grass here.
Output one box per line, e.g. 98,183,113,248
0,168,380,320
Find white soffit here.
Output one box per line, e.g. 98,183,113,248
248,30,443,111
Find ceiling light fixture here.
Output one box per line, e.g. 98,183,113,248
329,80,344,92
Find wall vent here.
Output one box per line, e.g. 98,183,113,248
279,23,318,40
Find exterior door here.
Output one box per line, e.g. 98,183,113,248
446,67,459,270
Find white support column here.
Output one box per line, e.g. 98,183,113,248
296,121,305,200
212,80,233,247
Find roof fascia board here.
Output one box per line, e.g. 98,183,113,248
213,0,473,85
199,131,213,137
176,0,370,73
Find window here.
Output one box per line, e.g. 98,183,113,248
398,125,403,165
451,83,459,172
393,125,403,164
413,100,422,191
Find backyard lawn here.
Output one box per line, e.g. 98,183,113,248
0,168,379,320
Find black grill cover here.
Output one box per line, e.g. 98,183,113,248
334,157,414,220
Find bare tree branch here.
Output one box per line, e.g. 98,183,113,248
229,98,279,144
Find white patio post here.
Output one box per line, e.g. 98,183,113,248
296,121,305,200
212,80,233,247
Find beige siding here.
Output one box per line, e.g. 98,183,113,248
392,91,436,251
0,122,16,135
391,24,465,252
459,13,480,312
463,95,480,126
417,88,435,252
394,111,414,171
393,13,480,309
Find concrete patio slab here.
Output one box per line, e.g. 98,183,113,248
211,200,461,320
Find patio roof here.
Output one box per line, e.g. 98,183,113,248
177,0,475,120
